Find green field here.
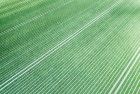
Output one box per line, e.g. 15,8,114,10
0,0,140,94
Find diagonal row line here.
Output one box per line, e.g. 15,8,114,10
0,0,42,13
81,12,137,94
100,41,140,94
0,0,74,36
6,15,110,93
0,0,122,92
3,0,128,93
115,53,140,94
75,2,136,93
123,59,140,94
131,73,140,94
24,1,126,93
44,24,115,94
0,0,109,89
0,0,99,60
117,30,140,94
101,25,140,94
10,6,114,93
109,47,140,94
95,3,139,93
38,2,132,93
52,13,136,91
34,1,125,93
53,4,134,93
0,0,96,68
9,28,107,94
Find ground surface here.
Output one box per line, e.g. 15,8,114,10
0,0,140,94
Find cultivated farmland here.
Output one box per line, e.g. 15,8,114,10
0,0,140,94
